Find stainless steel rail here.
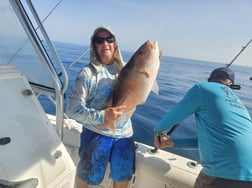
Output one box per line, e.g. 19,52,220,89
10,0,68,138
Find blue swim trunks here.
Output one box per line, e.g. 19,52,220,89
76,129,135,185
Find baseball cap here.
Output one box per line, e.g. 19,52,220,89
209,67,235,82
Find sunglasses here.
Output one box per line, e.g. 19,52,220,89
93,36,115,44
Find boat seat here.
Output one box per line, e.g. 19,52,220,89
0,178,38,188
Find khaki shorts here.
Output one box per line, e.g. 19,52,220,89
194,172,252,188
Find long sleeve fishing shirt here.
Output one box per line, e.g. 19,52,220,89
156,82,252,181
66,63,133,138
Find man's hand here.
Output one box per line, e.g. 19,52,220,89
154,129,174,149
99,105,126,132
104,105,126,122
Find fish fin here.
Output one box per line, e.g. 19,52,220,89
151,80,159,95
144,71,150,78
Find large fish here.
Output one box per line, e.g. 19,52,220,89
110,40,160,131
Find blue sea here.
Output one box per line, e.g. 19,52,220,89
42,41,252,161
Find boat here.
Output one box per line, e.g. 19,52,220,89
0,0,202,187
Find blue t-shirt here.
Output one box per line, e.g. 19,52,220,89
156,82,252,181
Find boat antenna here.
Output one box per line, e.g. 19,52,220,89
226,39,252,68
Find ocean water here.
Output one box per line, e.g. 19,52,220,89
42,41,252,161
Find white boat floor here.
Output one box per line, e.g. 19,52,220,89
47,114,202,188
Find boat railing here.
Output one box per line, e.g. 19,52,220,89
9,0,68,139
68,47,90,69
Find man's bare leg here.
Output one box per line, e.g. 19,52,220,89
113,181,129,188
75,177,88,188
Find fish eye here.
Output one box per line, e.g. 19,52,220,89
137,51,143,56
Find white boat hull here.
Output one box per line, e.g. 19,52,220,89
0,66,76,188
48,114,202,188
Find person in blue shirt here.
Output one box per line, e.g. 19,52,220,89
154,67,252,188
66,26,135,188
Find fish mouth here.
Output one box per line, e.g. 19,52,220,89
146,40,158,48
145,40,159,58
152,40,158,47
146,40,159,59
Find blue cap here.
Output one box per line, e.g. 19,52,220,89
209,67,235,82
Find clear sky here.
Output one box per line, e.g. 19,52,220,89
33,0,252,67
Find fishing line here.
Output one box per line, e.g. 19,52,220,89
68,47,90,69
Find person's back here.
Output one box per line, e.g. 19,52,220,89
154,67,252,188
192,81,252,180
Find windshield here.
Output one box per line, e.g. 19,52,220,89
0,0,54,88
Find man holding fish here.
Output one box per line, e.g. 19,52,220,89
66,25,134,188
67,25,160,188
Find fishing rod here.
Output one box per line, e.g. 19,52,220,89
224,39,252,88
226,39,252,68
149,124,179,154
